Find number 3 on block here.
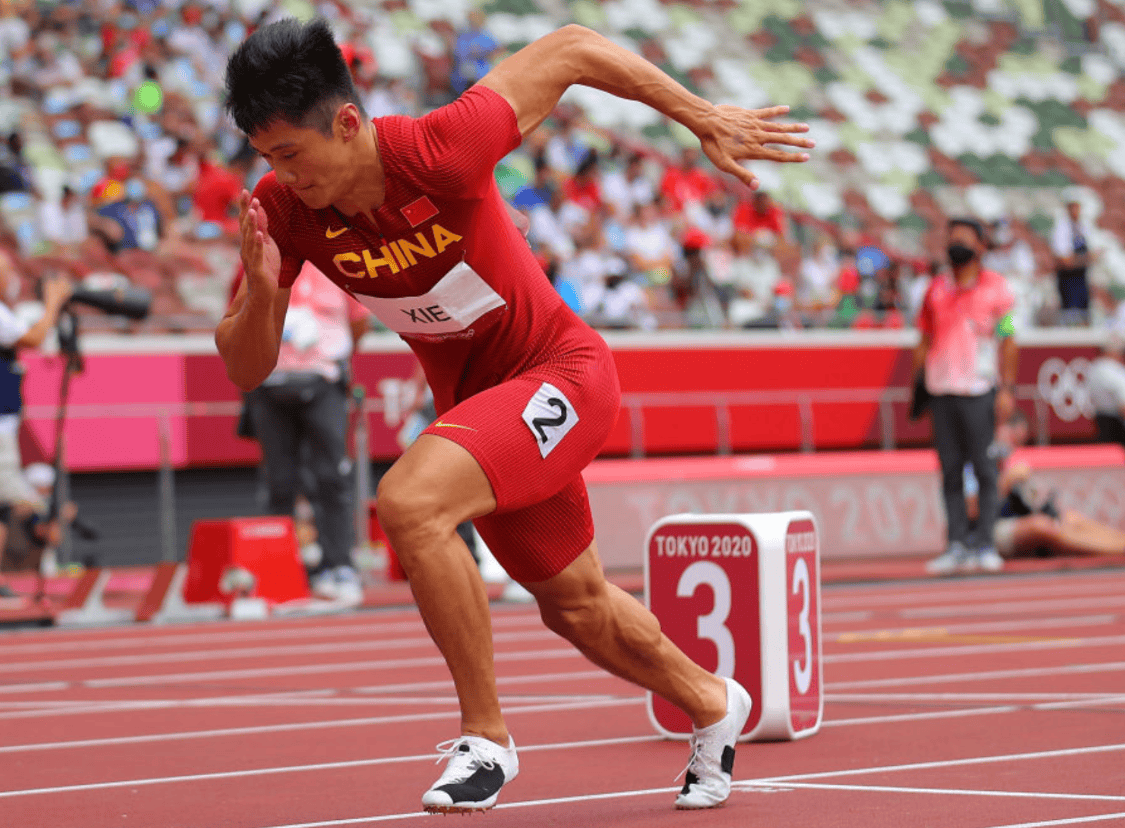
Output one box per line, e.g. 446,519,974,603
786,518,821,734
646,521,763,738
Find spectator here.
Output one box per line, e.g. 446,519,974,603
37,186,88,251
544,106,592,175
601,151,656,220
624,200,677,287
659,146,717,214
1050,197,1094,326
562,149,602,213
561,227,627,315
526,184,577,264
1088,333,1125,449
982,218,1038,328
512,157,557,210
671,228,724,328
732,190,790,248
239,262,369,606
916,217,1018,576
89,176,162,254
192,143,253,239
584,263,657,331
0,133,34,194
450,10,499,96
725,231,784,327
798,233,841,318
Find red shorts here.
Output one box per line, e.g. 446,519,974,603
421,341,620,583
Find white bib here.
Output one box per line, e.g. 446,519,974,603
348,261,505,337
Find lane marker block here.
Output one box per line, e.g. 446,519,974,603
645,511,823,741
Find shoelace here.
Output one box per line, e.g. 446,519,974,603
674,734,702,782
433,738,498,781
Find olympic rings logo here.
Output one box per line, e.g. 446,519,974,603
1037,357,1094,422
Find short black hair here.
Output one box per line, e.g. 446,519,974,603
224,18,365,137
947,216,987,243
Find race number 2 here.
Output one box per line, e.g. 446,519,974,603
645,512,822,741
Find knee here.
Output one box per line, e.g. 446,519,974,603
539,596,606,645
374,468,448,547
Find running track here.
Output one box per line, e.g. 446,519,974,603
2,569,1124,827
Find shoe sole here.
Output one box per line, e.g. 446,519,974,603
422,804,495,814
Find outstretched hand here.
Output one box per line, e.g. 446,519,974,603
697,104,814,190
237,190,282,303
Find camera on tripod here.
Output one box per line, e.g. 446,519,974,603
67,283,152,321
36,273,153,361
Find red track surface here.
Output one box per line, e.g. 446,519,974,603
2,568,1124,827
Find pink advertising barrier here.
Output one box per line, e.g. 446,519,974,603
583,445,1125,571
14,328,1109,471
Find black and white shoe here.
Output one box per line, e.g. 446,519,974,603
421,735,518,813
675,677,752,809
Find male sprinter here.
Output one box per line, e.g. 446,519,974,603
219,18,813,812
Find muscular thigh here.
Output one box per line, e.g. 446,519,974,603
421,357,620,513
420,353,620,583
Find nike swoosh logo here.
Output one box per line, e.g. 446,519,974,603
326,227,348,239
433,421,476,431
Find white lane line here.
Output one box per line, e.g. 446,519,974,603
829,614,1117,638
354,668,609,695
79,646,584,689
0,687,1118,755
822,577,1124,609
0,697,647,756
257,786,683,827
0,730,659,798
248,755,1125,828
985,812,1125,828
901,595,1125,620
0,629,559,675
759,742,1125,783
1037,694,1125,711
17,632,1124,695
826,633,1125,664
827,691,1120,702
0,681,67,695
831,660,1125,690
825,706,1018,726
0,610,543,658
0,689,334,720
740,780,1125,803
822,694,1125,727
0,669,616,721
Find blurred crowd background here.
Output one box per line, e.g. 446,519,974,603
2,0,1125,336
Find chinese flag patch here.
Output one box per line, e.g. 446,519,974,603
401,196,438,227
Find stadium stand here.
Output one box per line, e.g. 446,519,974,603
0,0,1124,333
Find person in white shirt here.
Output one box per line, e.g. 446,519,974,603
1050,199,1093,325
624,200,677,286
37,186,88,249
0,251,71,508
1088,334,1125,449
983,218,1038,328
601,152,656,220
238,261,370,605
